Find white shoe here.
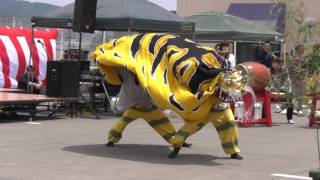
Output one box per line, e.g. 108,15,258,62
274,104,281,113
288,119,295,124
297,111,304,116
280,109,287,114
274,109,281,113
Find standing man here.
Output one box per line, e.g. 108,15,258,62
215,42,236,69
286,45,307,123
255,42,275,68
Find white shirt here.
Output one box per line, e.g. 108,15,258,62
115,68,154,112
228,54,236,69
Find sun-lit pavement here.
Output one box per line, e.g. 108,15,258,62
0,110,318,180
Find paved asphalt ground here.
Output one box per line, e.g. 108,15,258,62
0,109,318,180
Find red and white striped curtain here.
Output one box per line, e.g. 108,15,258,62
0,27,58,88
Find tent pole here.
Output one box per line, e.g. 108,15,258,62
79,32,82,61
27,22,35,94
68,29,71,52
128,19,132,35
29,23,35,67
12,17,16,27
233,41,237,65
283,42,286,60
192,23,196,41
59,29,64,59
103,31,106,42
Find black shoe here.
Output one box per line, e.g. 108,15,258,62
106,141,114,147
182,142,192,148
230,153,243,160
168,147,181,159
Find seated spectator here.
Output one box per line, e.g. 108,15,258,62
18,65,43,94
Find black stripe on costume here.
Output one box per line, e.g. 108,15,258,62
151,43,167,76
166,37,222,93
179,63,190,77
169,94,184,111
142,66,145,75
144,88,151,98
196,92,204,100
211,50,225,65
176,130,190,138
210,49,220,60
131,105,157,112
172,57,190,78
122,116,134,123
163,132,176,141
168,49,178,59
221,139,238,149
149,34,164,54
192,106,200,112
100,48,104,54
148,117,170,127
188,65,221,94
134,76,140,85
109,129,122,138
216,121,236,132
197,122,206,130
112,39,117,47
163,68,168,85
118,73,123,83
131,33,145,59
113,52,121,58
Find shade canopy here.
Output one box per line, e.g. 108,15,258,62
185,11,282,42
31,0,194,33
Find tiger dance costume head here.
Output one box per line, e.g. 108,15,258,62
92,33,248,122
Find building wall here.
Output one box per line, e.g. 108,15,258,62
177,0,320,53
177,0,268,17
177,0,320,19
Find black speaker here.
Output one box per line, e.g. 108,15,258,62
72,0,97,33
46,60,79,97
63,49,89,60
79,60,90,74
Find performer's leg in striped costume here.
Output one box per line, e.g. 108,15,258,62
208,106,241,158
169,119,208,158
107,105,177,145
171,121,208,148
169,106,242,159
134,106,177,144
107,107,139,144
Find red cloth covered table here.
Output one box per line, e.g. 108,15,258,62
308,92,320,127
234,89,272,127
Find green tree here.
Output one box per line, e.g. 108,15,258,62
271,0,320,95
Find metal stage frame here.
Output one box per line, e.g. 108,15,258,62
0,92,78,121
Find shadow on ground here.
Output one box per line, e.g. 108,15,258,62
63,144,223,166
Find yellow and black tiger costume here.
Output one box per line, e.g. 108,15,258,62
92,33,246,159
